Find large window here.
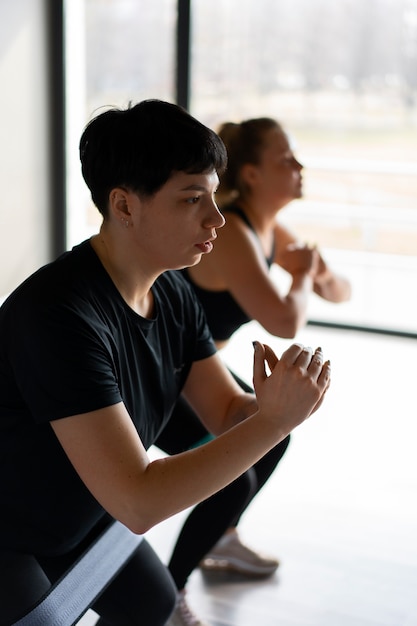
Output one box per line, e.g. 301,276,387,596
190,0,417,334
65,0,177,247
65,0,417,334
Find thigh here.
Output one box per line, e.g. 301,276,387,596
229,368,253,393
155,395,211,454
156,369,252,456
0,552,51,625
92,538,177,626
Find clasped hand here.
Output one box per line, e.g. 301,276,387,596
252,341,331,435
278,243,320,277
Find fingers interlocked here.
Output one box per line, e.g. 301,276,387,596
309,347,323,368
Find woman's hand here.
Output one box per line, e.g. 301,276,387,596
278,243,319,277
252,341,331,435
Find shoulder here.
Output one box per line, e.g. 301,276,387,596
273,220,299,246
214,212,261,261
0,241,101,326
221,204,252,230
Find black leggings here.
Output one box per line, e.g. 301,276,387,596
0,518,176,626
155,370,291,590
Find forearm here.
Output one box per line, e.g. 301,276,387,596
214,392,258,433
53,345,330,539
134,341,330,531
129,394,260,530
252,272,313,339
314,271,351,302
134,411,284,532
281,272,314,336
52,402,274,537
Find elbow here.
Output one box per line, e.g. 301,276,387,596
284,318,303,338
262,297,309,338
124,512,158,536
119,502,164,536
332,292,351,304
118,511,149,535
340,282,352,302
264,317,301,339
269,305,308,338
126,519,153,535
279,326,298,339
314,278,352,303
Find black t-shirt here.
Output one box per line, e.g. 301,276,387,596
0,240,216,556
182,204,275,341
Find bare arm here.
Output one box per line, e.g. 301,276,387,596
189,214,317,338
312,252,351,302
274,221,351,303
180,351,258,435
50,345,330,536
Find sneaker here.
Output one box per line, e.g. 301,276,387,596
199,529,279,577
166,590,211,626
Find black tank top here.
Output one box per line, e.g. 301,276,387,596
182,204,275,341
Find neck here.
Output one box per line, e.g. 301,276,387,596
237,196,281,234
90,230,155,318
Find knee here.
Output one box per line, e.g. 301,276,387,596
272,434,291,460
281,433,291,454
141,562,177,626
231,468,258,503
156,584,177,626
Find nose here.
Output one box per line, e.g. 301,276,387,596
207,199,225,229
294,157,303,171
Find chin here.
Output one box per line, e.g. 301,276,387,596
177,254,202,270
190,255,203,267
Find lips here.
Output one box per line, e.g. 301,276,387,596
195,241,214,254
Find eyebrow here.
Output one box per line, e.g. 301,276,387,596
180,184,209,192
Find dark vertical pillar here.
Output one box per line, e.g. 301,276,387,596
46,0,67,258
176,0,191,110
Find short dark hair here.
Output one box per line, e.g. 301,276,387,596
79,99,228,216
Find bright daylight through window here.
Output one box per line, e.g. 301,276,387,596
65,0,417,334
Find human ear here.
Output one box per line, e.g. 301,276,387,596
108,188,132,224
240,163,260,188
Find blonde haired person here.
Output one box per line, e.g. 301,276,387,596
156,117,348,626
196,117,351,346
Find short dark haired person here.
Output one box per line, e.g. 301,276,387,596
0,100,330,626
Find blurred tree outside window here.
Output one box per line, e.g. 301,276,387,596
190,0,417,333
